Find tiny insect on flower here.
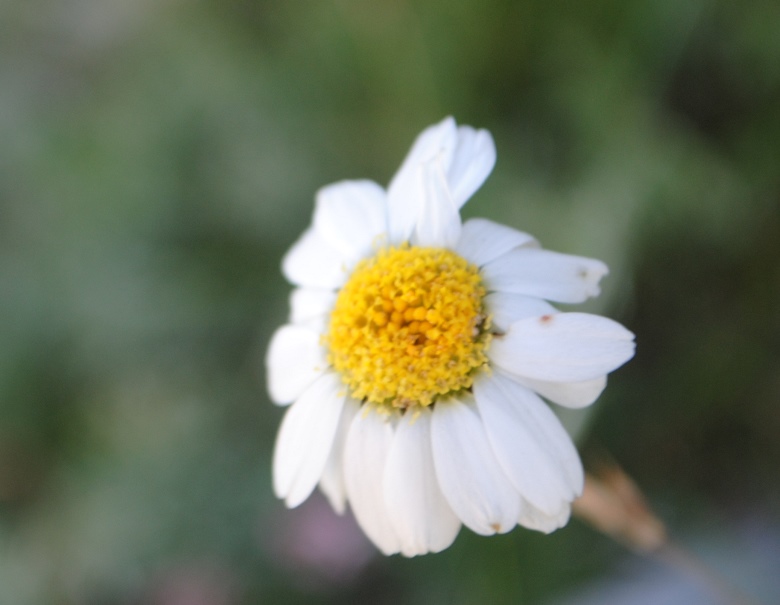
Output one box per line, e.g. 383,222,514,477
266,117,635,557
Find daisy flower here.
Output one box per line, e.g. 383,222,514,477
266,117,635,557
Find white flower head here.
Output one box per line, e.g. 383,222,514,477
266,117,635,557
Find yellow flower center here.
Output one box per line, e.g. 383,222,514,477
326,245,491,409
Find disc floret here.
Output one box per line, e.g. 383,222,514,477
326,245,491,408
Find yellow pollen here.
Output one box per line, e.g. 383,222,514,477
325,245,491,409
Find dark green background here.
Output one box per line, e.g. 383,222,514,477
1,1,778,603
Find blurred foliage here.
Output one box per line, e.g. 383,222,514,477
1,0,778,603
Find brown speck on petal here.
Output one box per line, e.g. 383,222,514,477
490,523,501,533
540,315,554,324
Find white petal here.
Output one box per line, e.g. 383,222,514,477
343,406,401,555
313,180,388,264
384,408,461,556
266,324,328,405
488,312,635,383
517,498,571,534
515,375,608,408
282,227,350,289
431,394,520,536
474,372,583,514
482,248,609,303
490,373,585,496
272,372,346,508
447,126,497,208
319,397,361,514
412,159,461,248
387,118,458,243
456,218,538,267
484,292,558,333
289,288,336,325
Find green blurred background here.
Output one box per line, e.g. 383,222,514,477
1,1,779,603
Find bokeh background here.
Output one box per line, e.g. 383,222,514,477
2,0,779,603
